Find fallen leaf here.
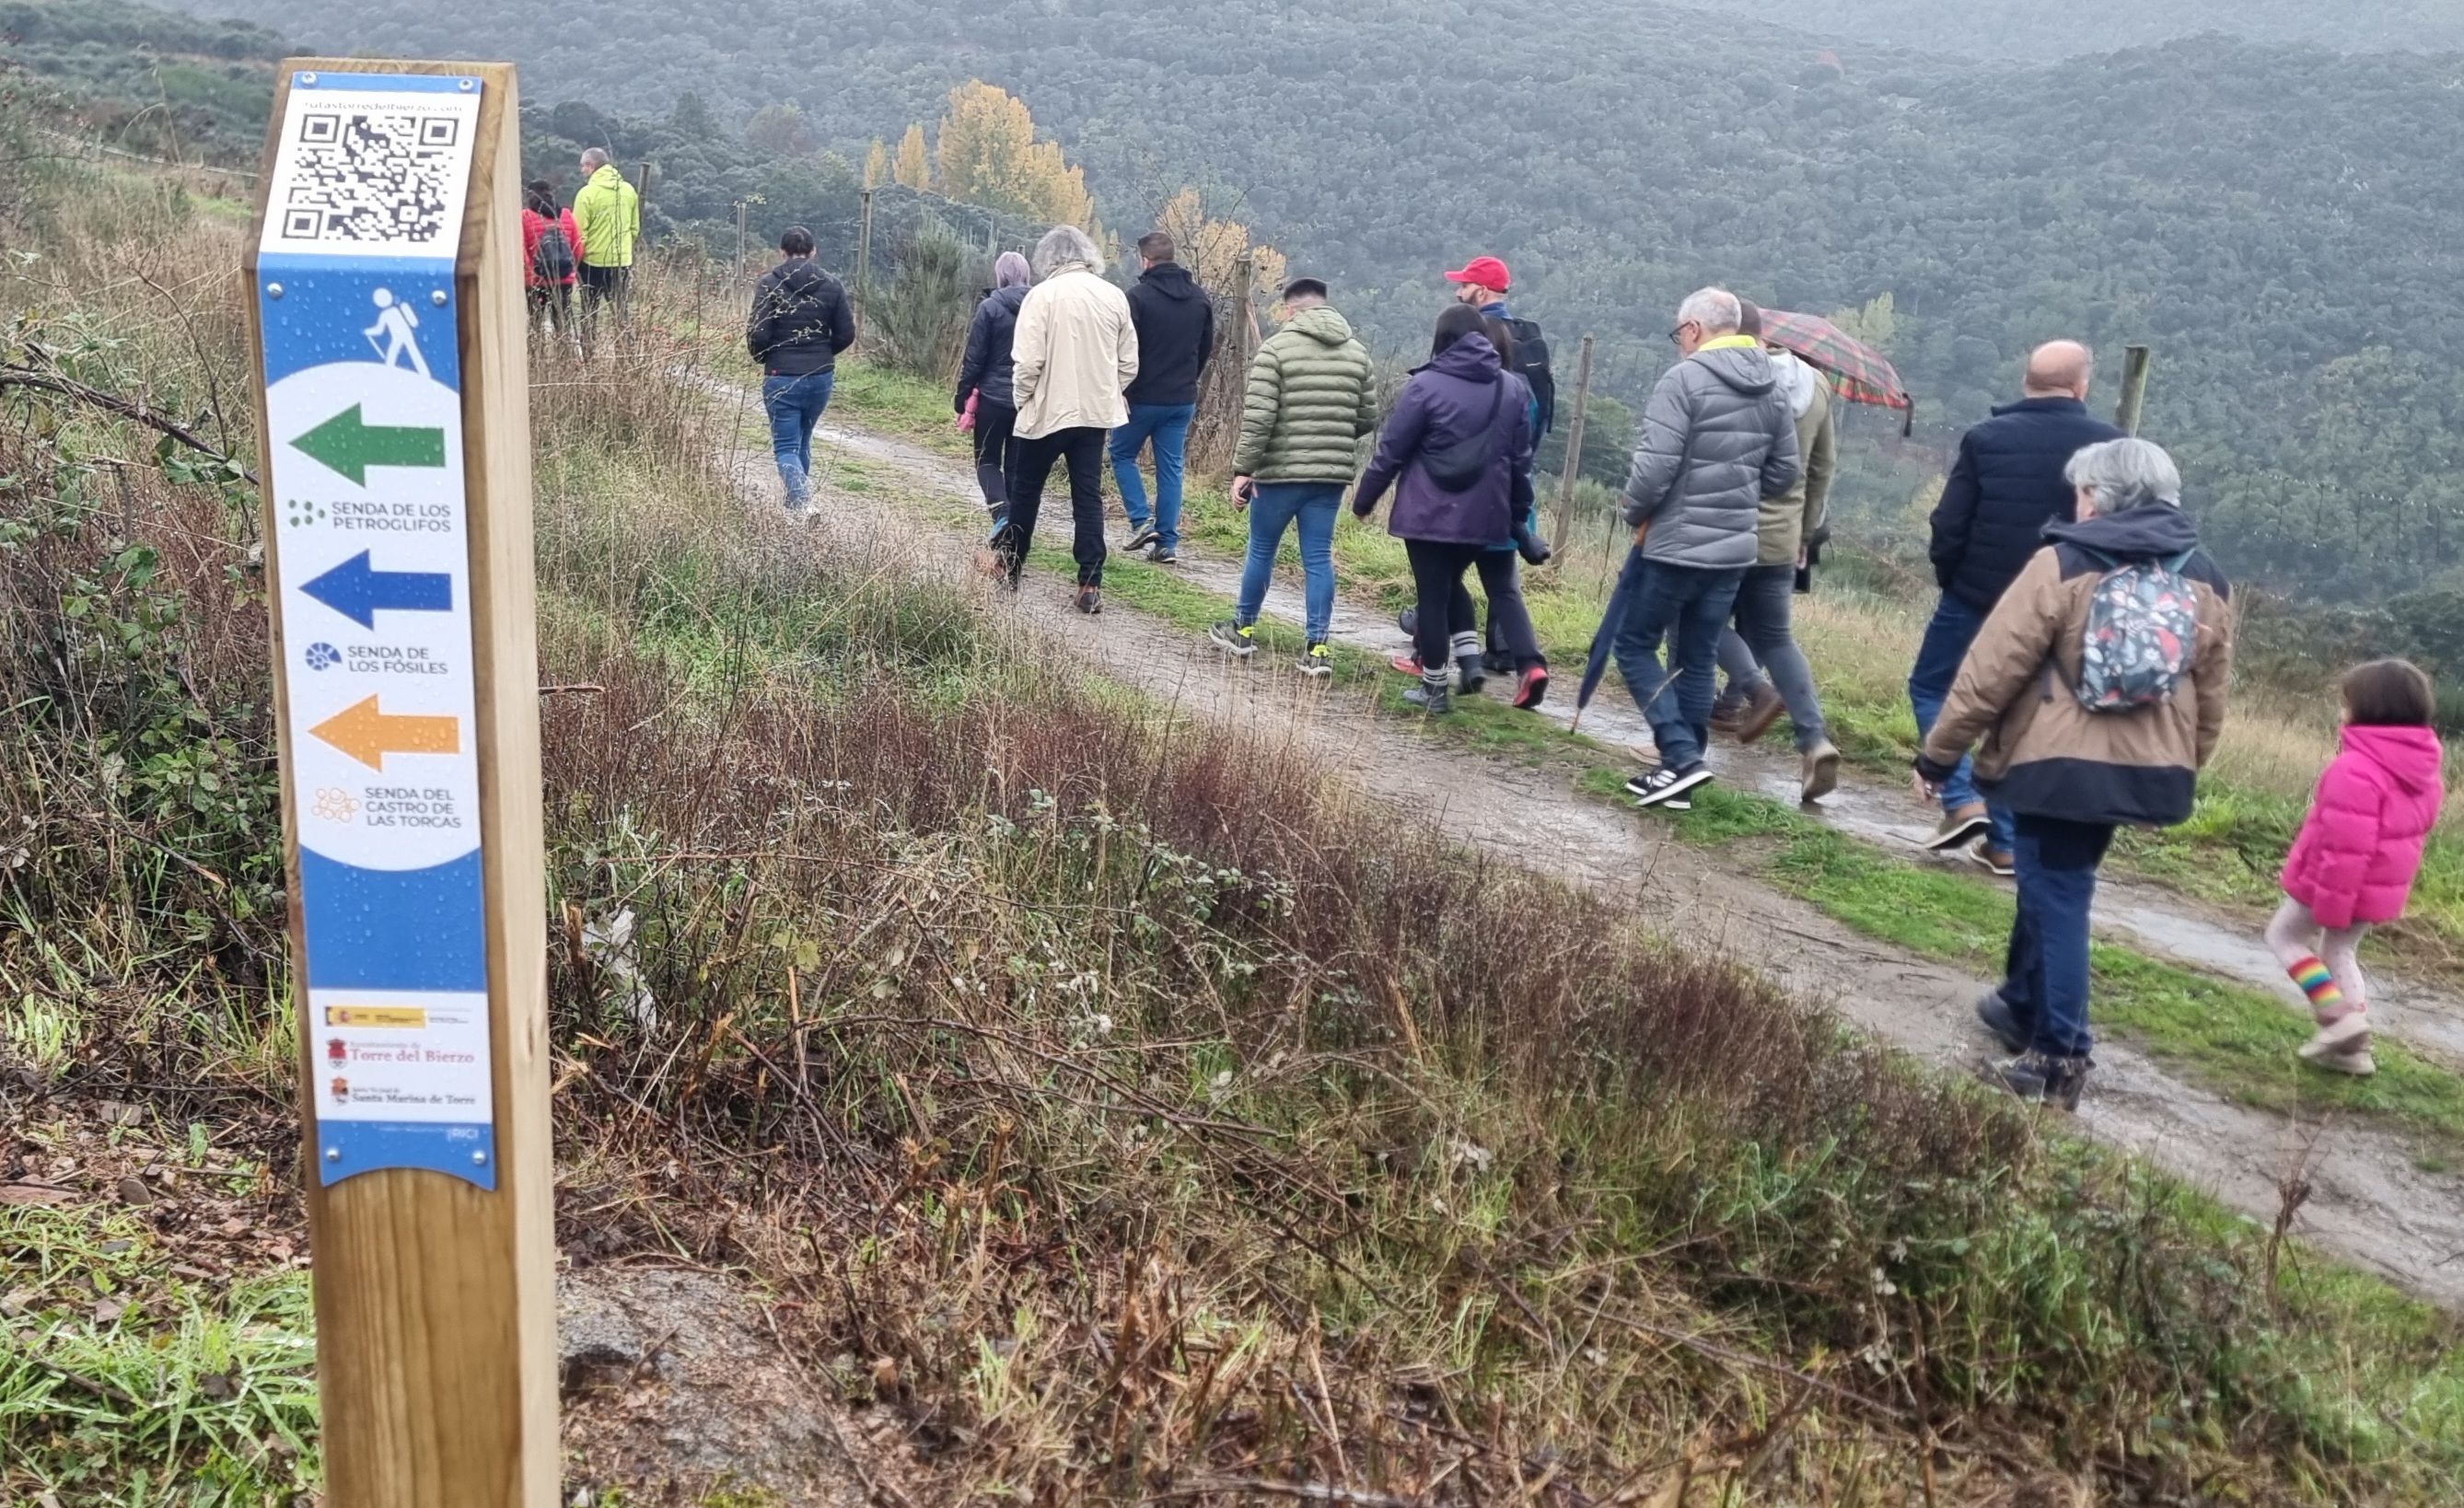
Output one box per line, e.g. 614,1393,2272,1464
0,1183,72,1207
98,1239,133,1255
198,1372,236,1400
116,1176,153,1207
0,1289,36,1317
92,1298,126,1325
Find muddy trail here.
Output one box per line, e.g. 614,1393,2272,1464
715,392,2464,1306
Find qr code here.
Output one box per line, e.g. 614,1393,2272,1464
276,110,466,249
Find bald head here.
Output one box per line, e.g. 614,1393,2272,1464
2023,340,2093,400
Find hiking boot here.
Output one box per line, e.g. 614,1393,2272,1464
1627,764,1713,810
2298,1014,2376,1076
1403,679,1452,713
1482,647,1514,676
1924,803,1992,851
1143,544,1177,564
1124,525,1160,553
1210,619,1257,657
1398,607,1419,639
1075,586,1102,615
1456,654,1488,695
1732,682,1787,744
1709,702,1746,737
1513,667,1550,710
1975,990,2029,1053
1799,739,1841,803
1390,654,1425,678
1987,1050,2091,1110
1970,845,2017,878
1298,642,1334,679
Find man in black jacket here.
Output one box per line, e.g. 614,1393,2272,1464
1111,232,1215,563
1911,340,2123,869
747,226,857,513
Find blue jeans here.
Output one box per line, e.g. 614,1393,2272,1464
1235,482,1341,642
1909,592,2016,853
1109,402,1195,550
2003,815,2115,1057
1610,552,1744,773
762,370,835,504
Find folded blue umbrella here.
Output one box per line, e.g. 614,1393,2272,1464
1573,545,1650,731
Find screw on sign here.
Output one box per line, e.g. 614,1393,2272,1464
244,58,554,1508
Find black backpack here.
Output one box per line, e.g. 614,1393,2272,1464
532,222,576,282
1500,316,1555,437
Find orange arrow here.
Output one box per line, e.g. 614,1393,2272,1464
310,695,460,771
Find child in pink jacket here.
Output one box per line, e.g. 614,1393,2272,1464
2264,658,2445,1076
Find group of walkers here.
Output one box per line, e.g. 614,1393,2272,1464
520,148,644,342
751,216,2441,1114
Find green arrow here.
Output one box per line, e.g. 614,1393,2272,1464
289,404,445,486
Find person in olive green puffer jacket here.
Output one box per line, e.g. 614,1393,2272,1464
1213,279,1377,678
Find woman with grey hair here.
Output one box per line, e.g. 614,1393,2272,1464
956,249,1035,530
1914,437,2235,1108
1001,226,1138,611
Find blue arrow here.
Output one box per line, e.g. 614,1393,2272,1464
300,550,452,629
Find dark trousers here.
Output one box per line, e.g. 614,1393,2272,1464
1459,552,1544,670
1003,425,1108,586
577,263,630,347
1610,553,1745,772
2003,814,2116,1058
972,399,1017,524
527,282,572,334
1405,539,1487,670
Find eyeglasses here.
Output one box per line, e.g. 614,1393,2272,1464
1668,322,1699,346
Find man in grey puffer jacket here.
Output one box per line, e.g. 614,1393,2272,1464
1613,286,1802,807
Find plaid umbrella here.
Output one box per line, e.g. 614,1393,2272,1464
1761,308,1914,435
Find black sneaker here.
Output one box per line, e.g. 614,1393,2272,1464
1210,619,1257,657
1482,647,1514,676
1124,526,1160,553
1144,544,1177,564
1975,990,2028,1054
1298,642,1334,679
1403,681,1451,713
1988,1050,2091,1111
1627,764,1713,809
1075,586,1102,615
1455,654,1488,695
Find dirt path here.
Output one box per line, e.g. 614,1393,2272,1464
732,400,2464,1307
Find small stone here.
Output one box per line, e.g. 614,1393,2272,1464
198,1372,236,1400
116,1176,153,1207
98,1239,132,1255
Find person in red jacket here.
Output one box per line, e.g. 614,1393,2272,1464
519,180,584,334
2264,658,2446,1077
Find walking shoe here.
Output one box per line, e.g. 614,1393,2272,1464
1627,764,1714,809
1123,525,1160,553
1403,679,1451,713
1456,654,1488,695
1075,586,1102,615
1512,667,1550,710
1732,682,1787,744
1799,739,1841,803
1398,607,1419,639
1987,1050,2091,1110
1975,990,2028,1054
2297,1013,2377,1075
1210,619,1257,657
1390,654,1424,677
1970,845,2017,878
1709,702,1746,737
1143,544,1177,564
1924,803,1992,851
1298,642,1335,679
1482,647,1514,676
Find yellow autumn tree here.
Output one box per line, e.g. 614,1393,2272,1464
1155,188,1286,302
932,81,1100,230
892,123,932,191
863,138,890,190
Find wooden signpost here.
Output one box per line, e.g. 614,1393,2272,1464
244,58,554,1506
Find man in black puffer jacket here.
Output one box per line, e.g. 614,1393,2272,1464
1112,232,1215,563
747,226,856,513
1911,340,2124,868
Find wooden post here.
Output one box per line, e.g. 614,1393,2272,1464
1551,332,1596,551
856,187,876,310
243,59,554,1508
2113,343,2153,435
633,159,654,243
734,199,749,273
1235,253,1257,367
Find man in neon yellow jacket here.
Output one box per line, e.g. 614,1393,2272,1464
571,148,641,335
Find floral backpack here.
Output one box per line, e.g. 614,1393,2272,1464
2075,550,2200,712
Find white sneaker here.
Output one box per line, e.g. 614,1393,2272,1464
2298,1014,2375,1075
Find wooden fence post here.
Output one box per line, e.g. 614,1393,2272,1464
734,199,749,273
244,58,554,1507
2114,344,2153,435
856,187,876,310
1551,332,1596,551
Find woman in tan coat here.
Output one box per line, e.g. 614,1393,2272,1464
1914,437,2233,1108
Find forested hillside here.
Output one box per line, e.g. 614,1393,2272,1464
0,0,281,161
1676,0,2464,58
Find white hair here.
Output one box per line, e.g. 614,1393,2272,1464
1032,225,1103,279
1678,286,1741,336
580,147,610,172
2064,437,2182,513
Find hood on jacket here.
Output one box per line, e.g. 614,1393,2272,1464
1283,306,1355,347
1421,331,1504,382
1692,341,1778,398
982,282,1029,314
587,164,627,191
2342,724,2446,798
1768,347,1820,419
1140,261,1203,300
2042,503,2200,562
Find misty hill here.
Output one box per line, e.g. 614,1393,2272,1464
1672,0,2464,59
